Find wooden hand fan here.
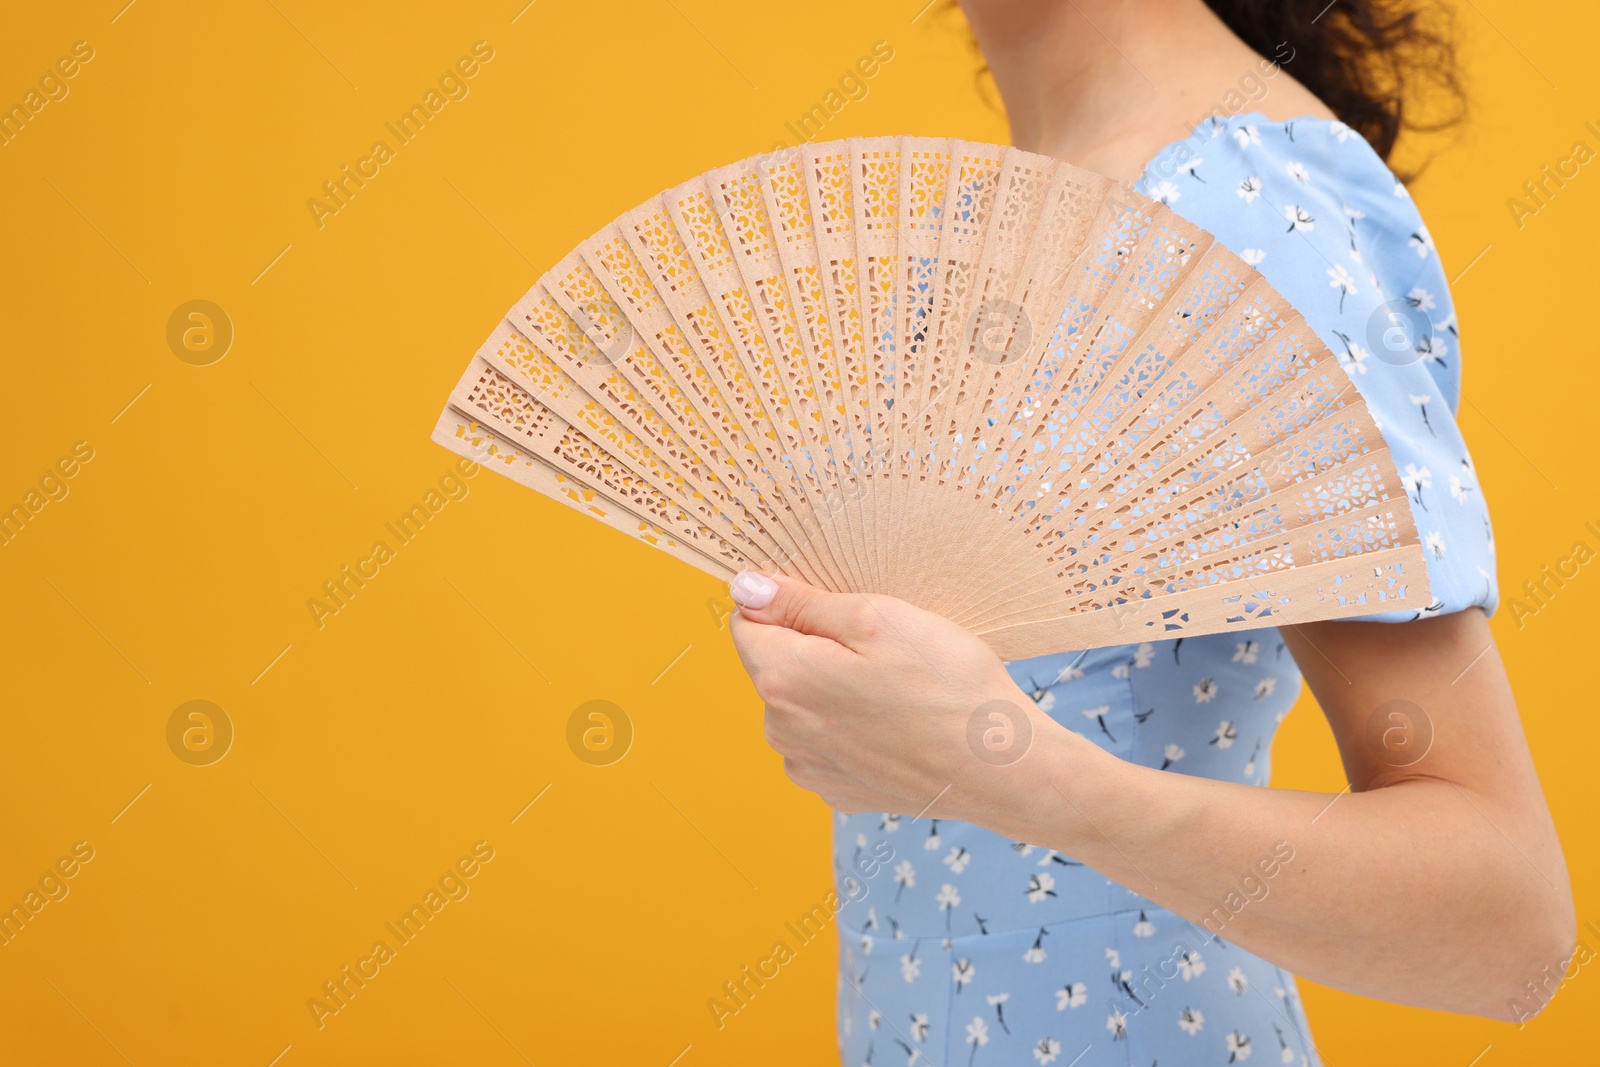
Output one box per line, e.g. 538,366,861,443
432,136,1429,661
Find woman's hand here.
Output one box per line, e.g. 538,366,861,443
725,569,1066,824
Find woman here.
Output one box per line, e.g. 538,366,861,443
727,1,1575,1064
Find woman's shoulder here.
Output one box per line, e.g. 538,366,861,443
1132,111,1498,623
1133,110,1461,404
1135,111,1436,289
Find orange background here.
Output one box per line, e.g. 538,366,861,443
0,1,1595,1064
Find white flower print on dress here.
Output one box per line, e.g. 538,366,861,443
1180,1005,1206,1035
1402,463,1432,510
1255,676,1277,700
911,1013,931,1041
1227,1030,1254,1062
1024,667,1067,710
1283,205,1315,232
1410,393,1436,436
936,883,962,918
1083,705,1116,742
1211,721,1238,748
1026,872,1057,903
1033,1037,1062,1064
1285,161,1309,184
1160,742,1185,770
953,958,975,989
1133,910,1156,937
944,847,971,874
1150,180,1182,204
1023,929,1047,963
1233,124,1261,148
965,1016,990,1062
1194,678,1219,703
900,951,922,983
1273,1023,1296,1063
1425,530,1446,559
1407,287,1436,312
1178,951,1206,980
1233,640,1260,664
1116,965,1141,1004
1408,222,1435,258
1037,850,1084,883
1236,176,1263,202
1107,1010,1129,1040
1228,967,1250,994
1337,341,1369,375
1057,981,1088,1010
1417,333,1448,367
894,859,916,902
986,992,1012,1035
1326,264,1358,312
1241,248,1267,265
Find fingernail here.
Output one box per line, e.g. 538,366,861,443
729,571,777,609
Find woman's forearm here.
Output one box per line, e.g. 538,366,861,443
977,722,1574,1020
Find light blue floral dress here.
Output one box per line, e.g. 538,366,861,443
832,112,1498,1067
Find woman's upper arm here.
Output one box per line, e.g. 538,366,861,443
1286,611,1536,794
1275,613,1573,1018
1283,612,1571,916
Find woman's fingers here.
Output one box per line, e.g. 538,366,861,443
730,570,885,652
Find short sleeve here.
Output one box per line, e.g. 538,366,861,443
1135,113,1498,621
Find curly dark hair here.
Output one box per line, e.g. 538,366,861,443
1203,0,1463,162
942,0,1464,168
